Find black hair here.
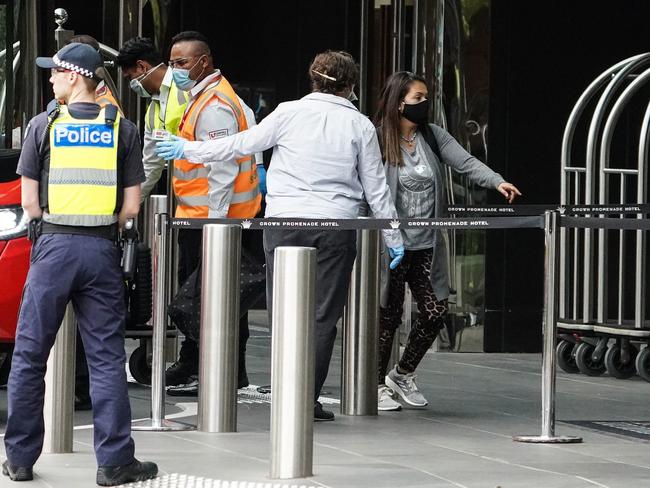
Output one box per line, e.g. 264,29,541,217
374,71,429,165
116,37,162,69
169,31,212,56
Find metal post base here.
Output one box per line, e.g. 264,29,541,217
513,435,582,444
131,419,196,432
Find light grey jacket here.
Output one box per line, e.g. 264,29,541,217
379,124,506,307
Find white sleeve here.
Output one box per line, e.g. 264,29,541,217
356,126,403,249
183,107,281,164
239,96,265,167
194,102,240,218
141,124,166,200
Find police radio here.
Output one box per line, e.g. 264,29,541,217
121,218,138,280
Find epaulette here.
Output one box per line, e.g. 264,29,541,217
104,104,118,126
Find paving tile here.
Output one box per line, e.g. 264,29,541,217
1,320,650,487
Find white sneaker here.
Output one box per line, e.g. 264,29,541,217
378,385,402,411
385,366,428,407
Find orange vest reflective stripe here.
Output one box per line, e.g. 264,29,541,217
173,76,261,218
95,84,123,114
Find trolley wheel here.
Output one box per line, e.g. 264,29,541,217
556,340,579,374
574,342,606,376
635,347,650,382
128,345,151,385
604,344,638,380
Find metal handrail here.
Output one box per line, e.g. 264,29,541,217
0,50,20,126
596,66,650,324
559,56,645,319
0,41,20,61
581,54,650,324
635,102,650,328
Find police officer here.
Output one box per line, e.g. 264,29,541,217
116,36,188,199
2,43,157,485
65,33,126,412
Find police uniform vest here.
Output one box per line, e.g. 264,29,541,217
145,78,188,134
173,76,261,219
42,104,121,229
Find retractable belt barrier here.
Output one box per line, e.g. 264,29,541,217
40,201,650,455
171,215,545,230
170,203,650,231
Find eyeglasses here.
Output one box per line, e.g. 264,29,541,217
167,57,191,68
167,54,206,69
50,68,68,75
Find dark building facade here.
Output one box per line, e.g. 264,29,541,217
1,0,648,352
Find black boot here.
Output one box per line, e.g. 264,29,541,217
2,460,33,481
96,459,158,486
165,340,198,386
314,401,335,421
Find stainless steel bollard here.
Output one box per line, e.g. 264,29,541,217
133,195,193,431
513,211,582,444
270,247,317,479
198,224,242,433
43,305,75,453
166,166,179,362
341,227,380,415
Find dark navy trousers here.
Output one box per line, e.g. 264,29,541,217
263,229,357,401
4,233,135,468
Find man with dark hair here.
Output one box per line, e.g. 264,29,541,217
163,31,264,394
67,34,122,110
2,42,157,486
117,36,188,198
156,50,404,421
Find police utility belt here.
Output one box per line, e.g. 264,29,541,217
33,101,121,243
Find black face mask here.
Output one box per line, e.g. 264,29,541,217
401,99,429,125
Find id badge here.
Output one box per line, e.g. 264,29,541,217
152,129,171,141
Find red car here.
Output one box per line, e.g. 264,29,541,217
0,149,29,383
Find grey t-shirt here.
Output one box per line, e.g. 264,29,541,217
396,133,436,250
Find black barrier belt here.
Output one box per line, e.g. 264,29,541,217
446,203,650,215
446,204,558,215
561,216,650,230
562,203,650,215
170,216,545,230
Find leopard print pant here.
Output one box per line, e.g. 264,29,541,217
378,247,448,384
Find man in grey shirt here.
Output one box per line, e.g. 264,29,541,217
157,51,405,421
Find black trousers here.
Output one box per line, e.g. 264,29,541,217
176,228,262,365
378,248,448,384
263,229,357,400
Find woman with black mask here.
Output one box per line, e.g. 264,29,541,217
373,72,521,411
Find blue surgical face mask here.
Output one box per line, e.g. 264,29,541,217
129,62,164,98
129,78,150,98
172,56,205,91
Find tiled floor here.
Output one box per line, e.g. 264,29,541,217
1,314,650,487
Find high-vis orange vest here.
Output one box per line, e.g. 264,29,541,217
95,83,123,114
173,76,261,218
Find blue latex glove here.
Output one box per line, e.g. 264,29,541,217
155,135,187,160
388,245,405,270
257,165,267,196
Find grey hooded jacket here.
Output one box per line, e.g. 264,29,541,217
378,124,506,307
